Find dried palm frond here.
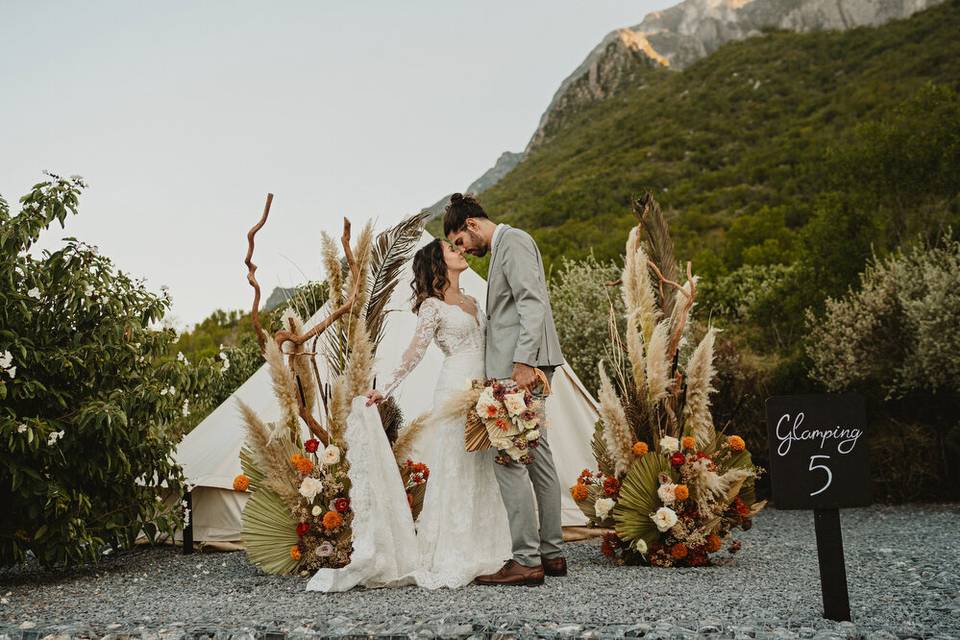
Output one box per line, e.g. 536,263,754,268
622,227,659,344
613,450,676,548
366,211,431,350
321,231,345,308
683,327,717,449
263,338,300,439
644,319,673,407
378,396,403,445
393,411,430,466
241,487,300,575
633,193,680,317
598,361,634,477
590,420,616,478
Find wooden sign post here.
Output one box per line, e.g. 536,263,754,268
765,393,871,622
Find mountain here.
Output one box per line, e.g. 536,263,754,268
419,151,524,222
526,0,944,151
466,0,960,274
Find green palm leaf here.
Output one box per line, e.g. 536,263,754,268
241,487,300,575
239,446,264,492
365,211,431,350
613,452,676,546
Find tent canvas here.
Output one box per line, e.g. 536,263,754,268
175,231,600,543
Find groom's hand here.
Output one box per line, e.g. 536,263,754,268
511,363,537,392
365,390,384,406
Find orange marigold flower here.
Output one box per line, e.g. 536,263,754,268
632,441,648,456
232,474,250,492
728,435,746,452
290,453,303,465
681,436,696,451
294,457,314,475
485,405,498,418
290,545,301,561
670,543,688,560
495,418,509,432
674,484,689,501
570,482,589,502
322,510,344,530
706,533,722,553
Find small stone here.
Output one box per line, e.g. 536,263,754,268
20,622,37,630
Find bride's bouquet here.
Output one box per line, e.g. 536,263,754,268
461,378,544,465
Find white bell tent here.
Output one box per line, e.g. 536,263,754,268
174,231,600,543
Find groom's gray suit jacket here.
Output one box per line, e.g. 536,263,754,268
484,225,564,380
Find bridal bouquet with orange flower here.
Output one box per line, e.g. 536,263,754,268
467,378,544,465
569,194,766,568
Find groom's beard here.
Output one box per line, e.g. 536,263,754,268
465,229,489,257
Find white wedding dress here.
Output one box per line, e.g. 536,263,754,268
306,296,512,591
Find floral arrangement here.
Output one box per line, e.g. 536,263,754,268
237,210,434,575
570,194,766,567
467,378,543,465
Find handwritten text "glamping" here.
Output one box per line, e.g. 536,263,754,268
775,413,863,457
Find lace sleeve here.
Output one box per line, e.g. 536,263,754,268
381,299,441,398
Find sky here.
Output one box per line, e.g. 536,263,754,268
1,1,672,328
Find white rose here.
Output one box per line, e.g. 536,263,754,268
594,497,615,520
321,445,341,465
503,392,526,417
651,506,678,532
311,505,322,517
657,482,677,506
298,477,323,502
633,538,648,554
659,436,679,454
524,429,540,441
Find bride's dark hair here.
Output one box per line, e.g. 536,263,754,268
410,239,449,313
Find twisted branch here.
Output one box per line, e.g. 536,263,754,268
245,193,273,353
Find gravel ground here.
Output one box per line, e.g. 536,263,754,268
1,505,958,639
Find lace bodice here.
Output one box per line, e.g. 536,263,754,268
382,296,484,398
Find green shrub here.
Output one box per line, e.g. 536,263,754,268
0,175,218,567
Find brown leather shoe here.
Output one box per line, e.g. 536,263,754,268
543,556,567,577
474,560,544,586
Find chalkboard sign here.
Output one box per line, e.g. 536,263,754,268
765,393,871,510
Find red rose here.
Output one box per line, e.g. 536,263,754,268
603,476,620,497
304,438,319,453
296,522,310,537
670,452,686,467
334,497,351,513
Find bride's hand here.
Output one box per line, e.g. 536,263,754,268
365,390,384,406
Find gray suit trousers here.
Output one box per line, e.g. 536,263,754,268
491,370,564,567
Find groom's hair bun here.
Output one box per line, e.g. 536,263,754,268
443,192,489,237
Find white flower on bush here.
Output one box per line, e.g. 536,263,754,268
17,424,28,434
657,482,677,506
594,497,615,520
46,430,65,446
502,392,526,417
311,505,322,517
181,399,190,417
321,444,341,466
177,351,189,365
27,288,40,299
0,351,12,369
298,477,323,502
659,436,679,454
84,284,94,297
651,506,678,532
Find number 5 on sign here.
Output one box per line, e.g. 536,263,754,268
808,455,832,496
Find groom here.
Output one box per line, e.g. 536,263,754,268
444,192,566,586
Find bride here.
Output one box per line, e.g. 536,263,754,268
306,238,512,591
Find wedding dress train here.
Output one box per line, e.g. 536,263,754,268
306,296,512,591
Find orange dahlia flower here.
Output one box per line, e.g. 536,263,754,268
290,545,301,561
632,441,648,456
681,436,696,451
570,482,589,502
294,457,314,474
232,474,250,492
670,543,688,560
674,484,689,501
728,435,746,452
706,533,722,553
322,510,344,530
